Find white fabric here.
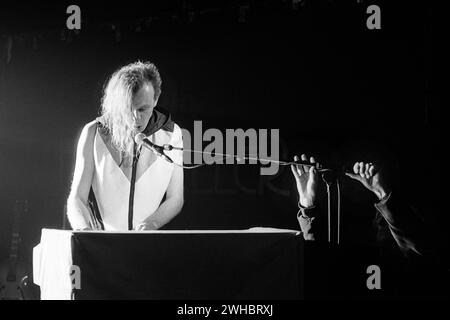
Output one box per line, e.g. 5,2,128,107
92,123,183,231
33,229,74,300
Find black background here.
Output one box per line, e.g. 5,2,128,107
0,0,444,298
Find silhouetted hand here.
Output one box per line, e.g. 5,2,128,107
291,154,320,208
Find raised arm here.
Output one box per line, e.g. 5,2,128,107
291,154,323,241
345,162,429,257
66,121,97,230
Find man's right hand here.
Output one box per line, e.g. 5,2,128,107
290,154,320,208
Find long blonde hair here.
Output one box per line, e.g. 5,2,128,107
99,61,162,160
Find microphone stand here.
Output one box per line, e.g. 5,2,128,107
146,141,343,244
321,172,334,243
320,171,341,245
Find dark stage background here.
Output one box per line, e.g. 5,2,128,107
0,0,444,289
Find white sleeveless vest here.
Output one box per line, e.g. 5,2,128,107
91,123,183,231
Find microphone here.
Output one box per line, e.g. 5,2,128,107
134,133,173,164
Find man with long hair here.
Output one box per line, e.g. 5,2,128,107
66,61,184,231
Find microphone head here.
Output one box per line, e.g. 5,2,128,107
134,133,146,145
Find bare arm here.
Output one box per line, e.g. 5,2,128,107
136,126,184,230
66,121,97,230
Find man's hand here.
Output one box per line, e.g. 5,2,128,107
345,162,390,200
290,154,320,208
134,221,159,231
